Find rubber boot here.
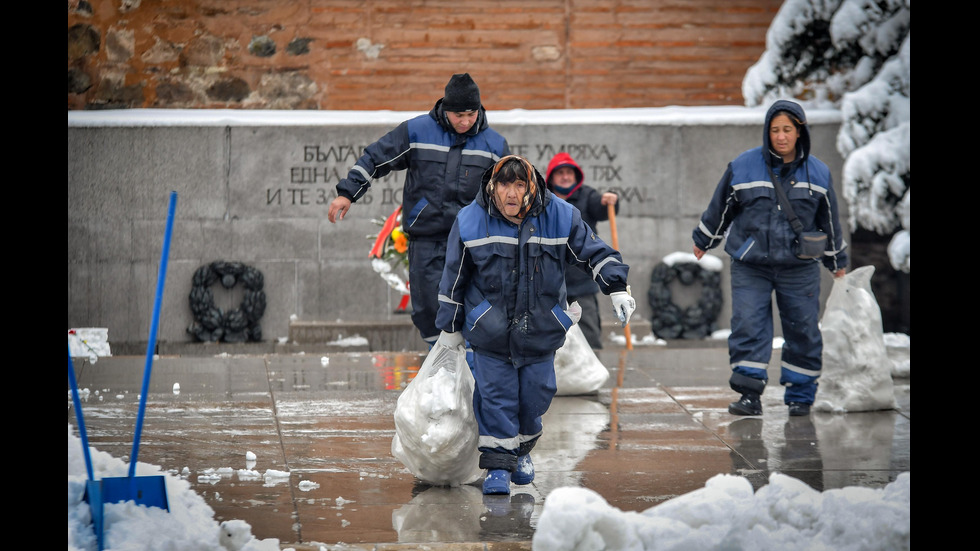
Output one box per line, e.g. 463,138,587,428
482,469,512,495
512,454,534,485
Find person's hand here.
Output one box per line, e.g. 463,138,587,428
436,331,464,350
601,192,618,206
566,301,582,324
693,245,705,260
833,268,846,279
328,196,352,223
610,287,635,327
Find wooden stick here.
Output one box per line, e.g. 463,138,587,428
607,203,633,350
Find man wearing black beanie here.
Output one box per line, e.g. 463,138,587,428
441,73,481,112
328,74,511,348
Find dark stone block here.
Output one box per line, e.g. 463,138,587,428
248,35,276,57
287,38,313,55
207,77,250,102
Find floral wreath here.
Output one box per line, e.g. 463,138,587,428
187,261,266,343
369,206,411,306
647,254,722,339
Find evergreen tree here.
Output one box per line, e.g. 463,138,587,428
743,0,910,275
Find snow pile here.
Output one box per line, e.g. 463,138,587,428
532,472,910,551
67,425,280,551
328,334,369,347
884,332,910,378
664,250,723,273
68,328,112,362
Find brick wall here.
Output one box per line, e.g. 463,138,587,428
67,0,782,111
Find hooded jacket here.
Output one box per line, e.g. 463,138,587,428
335,99,510,240
545,152,620,297
692,100,847,271
437,158,630,365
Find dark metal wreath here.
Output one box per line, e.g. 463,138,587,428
187,261,266,343
647,259,722,339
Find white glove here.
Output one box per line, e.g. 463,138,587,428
610,286,635,327
436,331,464,350
566,301,582,324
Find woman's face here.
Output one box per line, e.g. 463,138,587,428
493,178,528,221
769,114,799,161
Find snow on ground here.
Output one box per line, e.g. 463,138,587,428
67,425,281,551
68,423,909,551
533,472,909,551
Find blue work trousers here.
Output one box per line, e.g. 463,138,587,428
729,260,823,404
471,351,557,470
407,238,447,345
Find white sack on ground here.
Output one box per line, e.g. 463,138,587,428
391,343,483,486
816,265,897,413
555,324,610,395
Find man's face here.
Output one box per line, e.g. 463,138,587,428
493,178,528,221
447,110,478,134
551,166,578,189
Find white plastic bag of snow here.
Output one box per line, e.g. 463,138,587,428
555,324,610,395
391,342,483,486
815,265,897,413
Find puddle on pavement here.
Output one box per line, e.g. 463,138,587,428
268,351,426,393
69,351,909,546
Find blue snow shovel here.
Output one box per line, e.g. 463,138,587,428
72,191,177,550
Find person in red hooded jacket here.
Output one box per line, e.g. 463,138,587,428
545,152,620,349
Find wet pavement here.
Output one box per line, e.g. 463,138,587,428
67,344,910,551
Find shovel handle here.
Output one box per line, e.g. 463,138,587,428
129,191,177,477
68,347,95,482
607,203,633,350
607,202,619,249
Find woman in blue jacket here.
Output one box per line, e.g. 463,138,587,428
436,155,635,495
692,100,847,418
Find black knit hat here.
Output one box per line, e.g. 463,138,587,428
442,73,481,112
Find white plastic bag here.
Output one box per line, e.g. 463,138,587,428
815,265,897,413
554,324,610,395
391,343,483,486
